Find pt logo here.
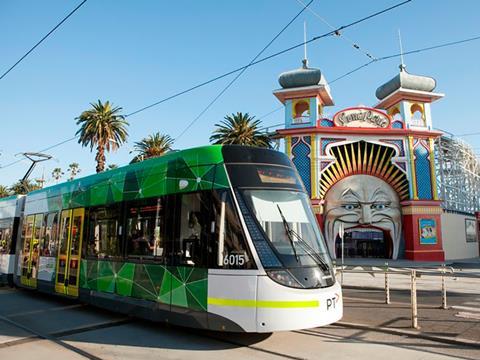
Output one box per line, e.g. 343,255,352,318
326,293,340,310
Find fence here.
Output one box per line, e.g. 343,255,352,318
335,263,456,329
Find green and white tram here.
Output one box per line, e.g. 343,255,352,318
8,145,342,332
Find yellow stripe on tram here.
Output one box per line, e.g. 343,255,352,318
207,298,319,308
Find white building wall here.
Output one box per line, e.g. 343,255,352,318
441,213,479,260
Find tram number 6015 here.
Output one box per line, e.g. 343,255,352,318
223,254,246,267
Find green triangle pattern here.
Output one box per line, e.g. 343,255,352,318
78,261,207,311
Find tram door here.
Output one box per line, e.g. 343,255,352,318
55,208,84,297
20,215,41,288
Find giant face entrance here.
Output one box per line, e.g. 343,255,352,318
335,229,393,259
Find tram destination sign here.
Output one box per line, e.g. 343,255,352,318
333,107,390,128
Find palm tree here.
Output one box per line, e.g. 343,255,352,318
67,162,81,180
132,132,174,163
76,100,129,173
52,168,64,183
209,112,271,148
10,180,41,195
0,185,10,198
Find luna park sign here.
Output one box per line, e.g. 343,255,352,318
333,107,390,128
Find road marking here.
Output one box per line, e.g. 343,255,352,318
451,305,480,313
462,301,480,306
455,312,480,320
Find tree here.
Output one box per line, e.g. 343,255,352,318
68,162,81,180
76,100,129,173
209,112,271,148
131,132,174,163
10,180,41,195
0,185,10,198
52,168,64,183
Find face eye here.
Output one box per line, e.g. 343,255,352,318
342,204,359,211
371,203,388,210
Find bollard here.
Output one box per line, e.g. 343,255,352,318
384,262,390,304
411,269,419,329
441,263,448,310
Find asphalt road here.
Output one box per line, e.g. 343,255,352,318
0,287,479,360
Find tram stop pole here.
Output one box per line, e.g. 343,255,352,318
411,269,419,329
384,262,390,304
441,263,448,310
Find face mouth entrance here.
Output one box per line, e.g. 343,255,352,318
335,226,393,258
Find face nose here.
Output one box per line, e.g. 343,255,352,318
359,204,372,225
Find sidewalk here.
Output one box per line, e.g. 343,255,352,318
340,257,480,269
340,292,480,346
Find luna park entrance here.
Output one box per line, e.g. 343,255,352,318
335,229,392,258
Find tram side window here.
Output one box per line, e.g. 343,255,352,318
87,206,122,259
126,197,166,260
40,212,59,257
0,219,13,255
211,190,255,269
172,192,210,267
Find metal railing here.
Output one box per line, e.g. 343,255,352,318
335,262,456,329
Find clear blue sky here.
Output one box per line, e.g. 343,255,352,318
0,0,479,186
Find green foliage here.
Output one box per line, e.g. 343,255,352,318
0,185,11,198
52,167,64,183
209,112,271,148
10,179,41,195
68,162,81,180
132,132,174,163
76,100,129,173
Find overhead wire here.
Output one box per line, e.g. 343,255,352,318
3,30,478,171
295,0,377,60
174,0,315,141
0,0,416,170
0,0,88,81
125,0,411,118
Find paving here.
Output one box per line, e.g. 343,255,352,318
1,273,479,359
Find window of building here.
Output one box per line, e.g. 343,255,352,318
40,212,59,256
126,197,166,260
210,190,255,269
87,206,122,259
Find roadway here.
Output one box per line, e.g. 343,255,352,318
1,286,479,360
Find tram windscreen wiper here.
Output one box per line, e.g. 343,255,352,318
288,229,330,272
276,204,299,262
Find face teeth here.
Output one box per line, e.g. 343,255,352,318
345,227,383,234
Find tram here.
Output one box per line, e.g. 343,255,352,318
0,195,24,286
2,145,342,332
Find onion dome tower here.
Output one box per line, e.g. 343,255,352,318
274,59,334,129
375,64,444,130
273,58,334,203
374,64,446,261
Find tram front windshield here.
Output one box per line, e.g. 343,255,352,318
241,189,330,268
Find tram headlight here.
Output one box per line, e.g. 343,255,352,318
266,270,304,288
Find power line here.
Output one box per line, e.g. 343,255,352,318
0,0,88,81
4,30,476,172
295,0,377,60
174,0,315,141
126,0,411,118
330,34,480,84
0,0,413,171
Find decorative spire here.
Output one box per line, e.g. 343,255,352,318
303,21,308,68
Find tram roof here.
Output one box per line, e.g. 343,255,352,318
23,145,230,213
